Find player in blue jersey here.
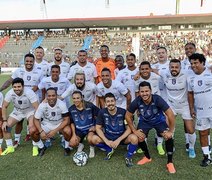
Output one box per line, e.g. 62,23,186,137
125,81,176,173
69,91,99,158
91,93,138,167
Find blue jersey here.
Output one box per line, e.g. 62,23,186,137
128,94,169,128
69,102,99,132
96,107,126,141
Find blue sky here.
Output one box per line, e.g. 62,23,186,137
0,0,211,20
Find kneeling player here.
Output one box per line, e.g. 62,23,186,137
1,78,39,155
32,87,71,156
91,93,138,167
69,91,99,158
126,81,176,173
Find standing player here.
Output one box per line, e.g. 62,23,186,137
69,91,99,158
32,88,71,156
116,53,139,101
61,72,98,105
97,68,131,109
0,92,3,154
1,78,39,155
125,81,176,173
94,45,116,83
114,55,126,77
91,93,138,167
67,50,97,83
160,59,196,158
0,53,43,146
48,48,70,78
188,53,212,166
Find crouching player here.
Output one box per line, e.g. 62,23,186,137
91,93,138,167
1,78,39,155
32,87,71,156
69,91,99,158
125,81,176,173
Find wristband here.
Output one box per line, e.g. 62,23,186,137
2,120,7,122
39,130,44,134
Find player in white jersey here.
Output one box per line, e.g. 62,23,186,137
114,55,126,77
161,59,196,158
134,61,164,155
61,72,98,106
32,87,71,156
0,53,43,146
34,46,49,77
38,65,71,107
188,53,212,167
116,53,139,101
134,61,160,96
0,92,3,154
67,50,97,83
48,48,70,78
97,68,131,109
151,47,169,101
1,78,39,156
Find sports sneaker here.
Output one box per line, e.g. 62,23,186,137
125,157,133,167
38,146,46,157
32,146,39,156
89,146,95,158
137,148,143,154
104,148,114,160
1,146,15,156
13,141,20,149
186,143,189,152
77,143,84,152
189,148,196,158
200,155,212,167
44,139,52,148
157,144,165,155
0,148,2,155
137,156,152,165
64,148,71,156
24,134,31,142
166,163,176,173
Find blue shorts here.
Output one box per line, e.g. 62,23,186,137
138,121,168,137
75,129,89,142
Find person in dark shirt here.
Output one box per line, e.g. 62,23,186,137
125,81,176,173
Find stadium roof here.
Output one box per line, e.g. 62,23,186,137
0,13,212,30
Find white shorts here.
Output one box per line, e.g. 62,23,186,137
170,104,192,120
10,110,34,121
195,117,212,131
41,122,62,133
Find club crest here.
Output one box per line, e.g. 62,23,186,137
198,80,202,86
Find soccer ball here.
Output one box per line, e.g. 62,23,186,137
73,151,88,166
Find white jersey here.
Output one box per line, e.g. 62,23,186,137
97,80,128,109
187,68,212,118
34,99,68,126
35,59,49,77
4,88,38,113
48,60,70,78
134,72,160,95
38,76,71,96
152,61,169,100
116,67,139,101
161,70,189,108
114,68,119,77
67,62,97,83
61,82,97,105
11,66,43,89
0,92,3,108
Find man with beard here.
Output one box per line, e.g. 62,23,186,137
125,81,176,173
160,59,196,158
32,88,71,156
116,53,139,101
61,71,98,106
97,68,131,109
1,78,39,155
48,48,70,78
91,92,138,167
67,50,97,83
